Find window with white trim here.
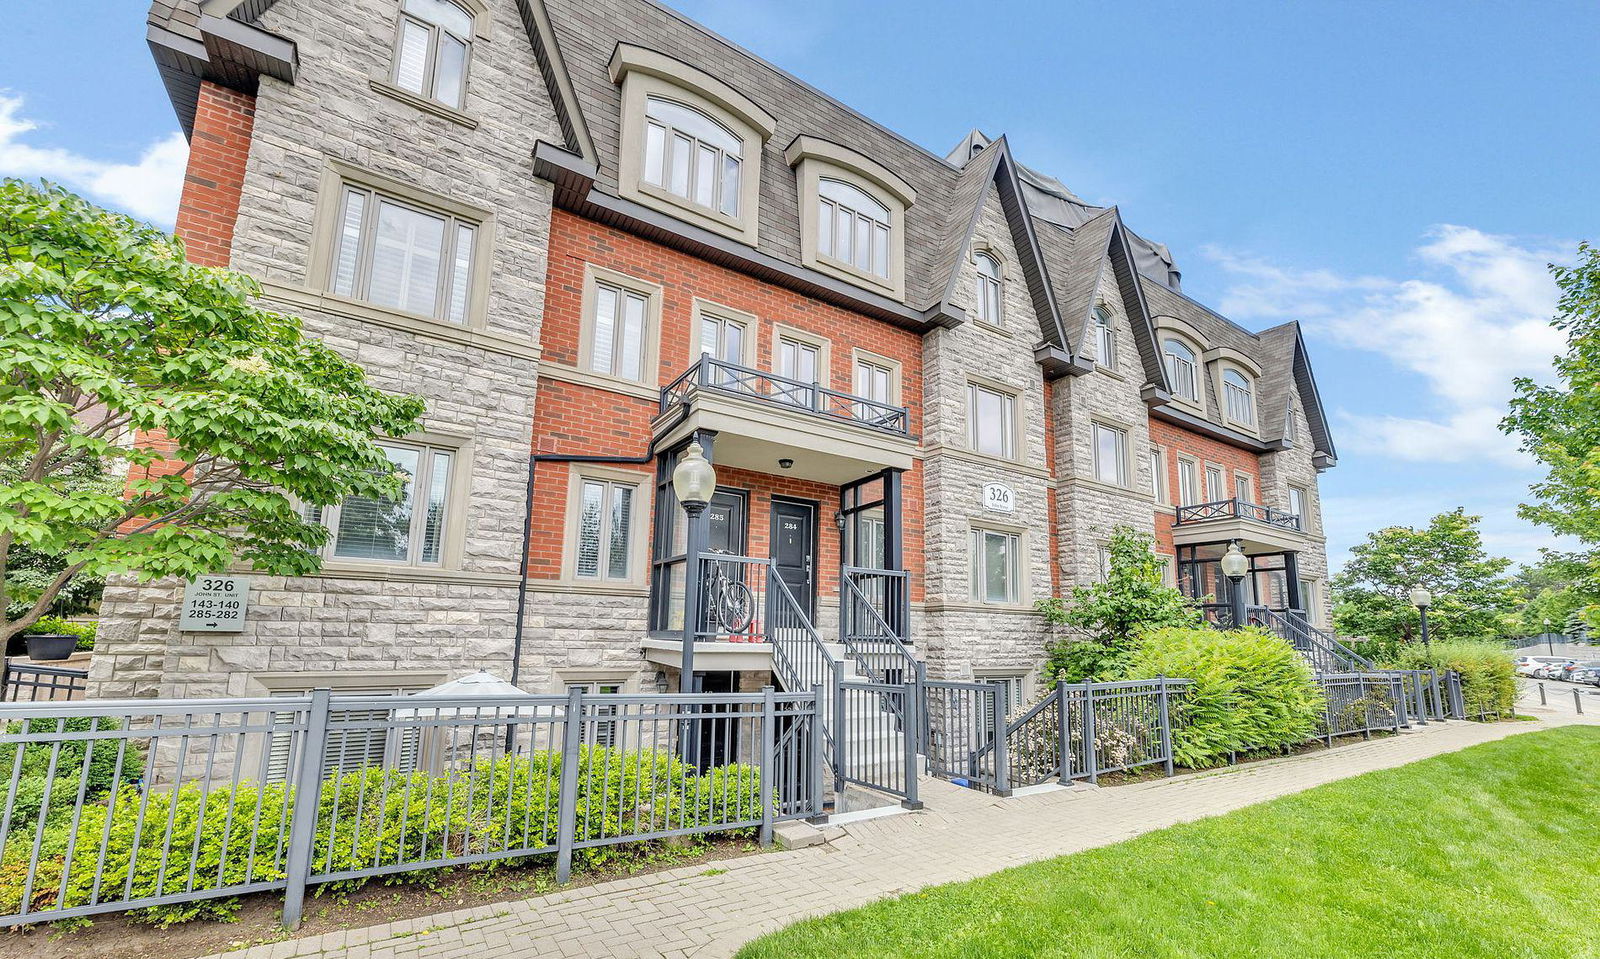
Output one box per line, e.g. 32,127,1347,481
1288,485,1309,525
970,528,1020,604
968,382,1017,459
330,184,478,323
699,311,747,365
975,670,1029,711
1235,474,1253,503
975,251,1003,327
587,281,649,381
576,479,637,581
1162,338,1199,402
1205,464,1225,501
817,178,891,280
305,440,452,566
1150,447,1168,504
1094,306,1115,367
567,680,625,747
391,0,474,109
643,96,743,218
1092,423,1129,487
1223,368,1256,425
1177,457,1200,506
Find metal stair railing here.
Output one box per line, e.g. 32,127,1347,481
1248,606,1372,672
840,567,924,753
764,565,845,786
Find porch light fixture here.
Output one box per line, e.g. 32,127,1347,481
834,510,846,532
672,440,717,511
652,669,670,694
1410,586,1433,650
778,457,794,470
1220,542,1248,629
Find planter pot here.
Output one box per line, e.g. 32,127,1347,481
25,634,77,662
3,634,24,658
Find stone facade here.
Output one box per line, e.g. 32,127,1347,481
104,0,1344,703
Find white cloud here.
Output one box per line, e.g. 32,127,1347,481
0,92,187,226
1206,226,1568,467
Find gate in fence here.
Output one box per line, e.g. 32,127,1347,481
834,680,919,807
0,687,822,930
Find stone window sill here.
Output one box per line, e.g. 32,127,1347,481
369,78,480,129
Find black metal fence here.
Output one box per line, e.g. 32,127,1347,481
0,662,89,702
0,687,821,930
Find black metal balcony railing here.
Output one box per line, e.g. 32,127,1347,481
1173,498,1302,532
660,355,911,438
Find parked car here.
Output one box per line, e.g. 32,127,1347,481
1570,666,1600,686
1537,661,1574,680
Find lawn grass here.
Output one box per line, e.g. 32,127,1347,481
739,726,1600,959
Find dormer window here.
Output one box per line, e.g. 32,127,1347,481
1163,338,1198,402
975,251,1003,327
611,45,775,245
391,0,474,109
643,97,742,218
1093,306,1115,367
818,178,891,281
1223,368,1256,426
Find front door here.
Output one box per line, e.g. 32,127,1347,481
771,498,817,618
706,490,747,555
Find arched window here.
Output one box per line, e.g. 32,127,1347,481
1162,338,1198,401
392,0,474,108
643,96,743,217
1224,368,1256,425
818,178,891,280
975,251,1003,327
1093,306,1115,367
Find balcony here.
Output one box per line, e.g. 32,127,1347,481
655,356,917,485
1171,498,1307,552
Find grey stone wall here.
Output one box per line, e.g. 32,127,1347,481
92,0,561,700
1052,269,1159,590
1259,398,1335,625
918,186,1053,681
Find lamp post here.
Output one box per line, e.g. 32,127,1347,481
1220,542,1249,629
672,439,717,691
1408,586,1432,650
1544,618,1554,656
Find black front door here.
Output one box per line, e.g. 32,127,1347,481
771,498,817,618
706,490,747,555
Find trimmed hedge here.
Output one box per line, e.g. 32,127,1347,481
0,717,143,831
1123,627,1325,768
0,746,763,925
1385,640,1517,719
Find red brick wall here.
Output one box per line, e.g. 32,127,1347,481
529,210,925,599
174,82,256,268
123,82,258,515
1149,418,1264,556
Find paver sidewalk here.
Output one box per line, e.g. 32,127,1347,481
217,710,1589,959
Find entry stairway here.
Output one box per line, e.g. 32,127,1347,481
1246,606,1373,673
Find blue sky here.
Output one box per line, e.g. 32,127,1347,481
4,0,1597,571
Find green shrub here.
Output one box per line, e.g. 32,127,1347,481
0,745,763,925
1123,627,1325,768
21,617,97,651
1385,640,1517,719
0,717,143,831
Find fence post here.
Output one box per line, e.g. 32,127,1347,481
280,688,331,931
1055,671,1071,783
1158,675,1175,778
1412,672,1427,726
1356,674,1371,739
1083,682,1098,786
807,684,826,823
1322,680,1334,748
1539,682,1547,706
759,686,776,847
1576,688,1585,716
832,661,846,796
0,659,8,701
992,681,1012,797
554,685,584,884
1391,675,1405,732
901,682,922,809
1452,671,1466,720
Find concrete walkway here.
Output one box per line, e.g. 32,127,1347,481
216,707,1592,959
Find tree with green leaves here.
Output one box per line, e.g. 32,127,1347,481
0,180,424,646
1509,549,1598,637
1038,527,1201,682
1504,242,1600,594
1331,508,1517,656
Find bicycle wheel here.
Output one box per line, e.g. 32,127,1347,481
715,580,756,633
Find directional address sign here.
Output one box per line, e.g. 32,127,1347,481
179,575,251,632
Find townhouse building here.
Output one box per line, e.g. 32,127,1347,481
94,0,1338,717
